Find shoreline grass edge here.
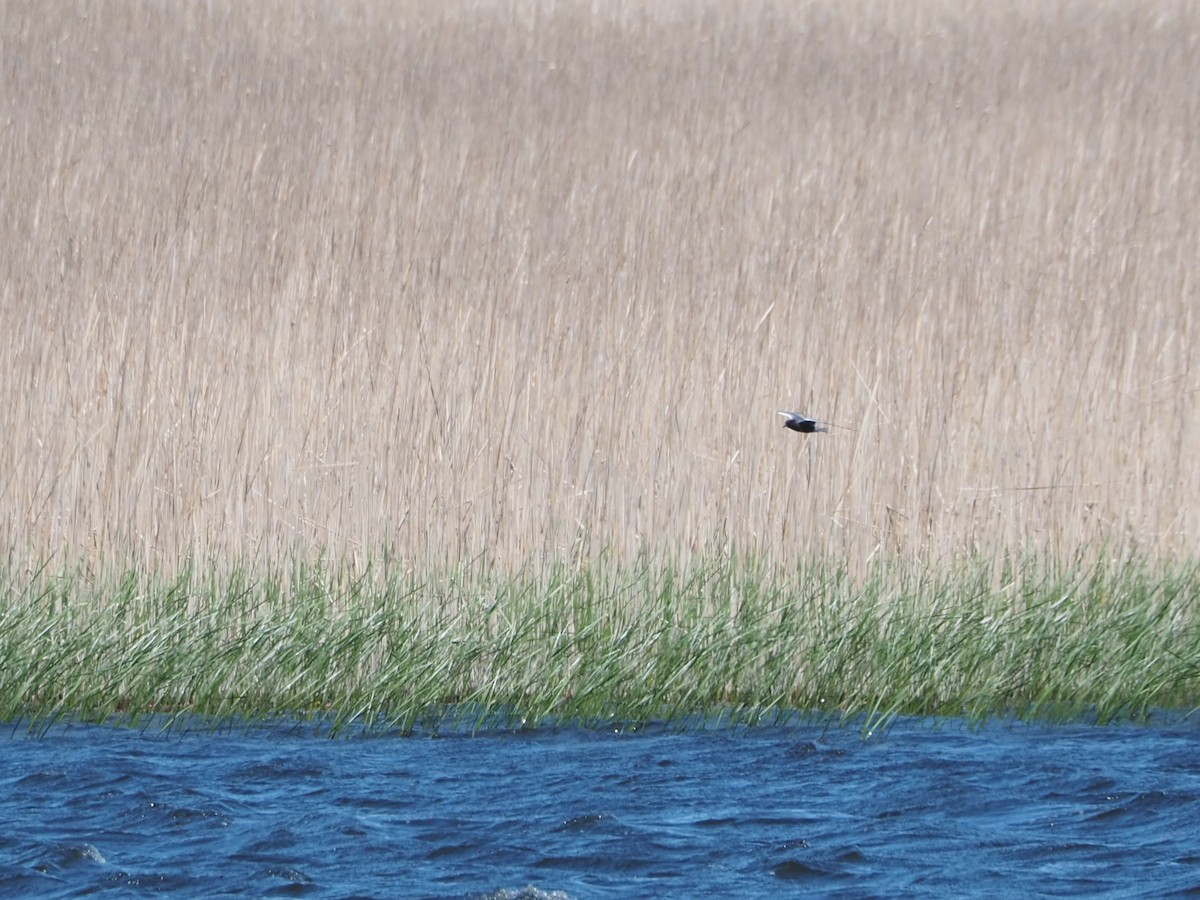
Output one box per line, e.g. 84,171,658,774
3,554,1198,736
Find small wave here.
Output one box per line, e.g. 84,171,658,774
466,887,571,900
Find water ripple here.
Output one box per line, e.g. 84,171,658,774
2,717,1199,897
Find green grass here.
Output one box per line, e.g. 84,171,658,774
2,554,1198,735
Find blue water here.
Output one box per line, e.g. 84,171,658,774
2,716,1198,898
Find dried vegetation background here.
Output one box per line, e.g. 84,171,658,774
2,1,1198,572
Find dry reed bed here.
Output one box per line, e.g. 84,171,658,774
2,0,1197,573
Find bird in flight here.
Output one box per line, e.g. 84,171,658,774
778,411,829,433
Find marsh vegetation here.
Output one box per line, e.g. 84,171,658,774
5,554,1198,734
2,1,1198,728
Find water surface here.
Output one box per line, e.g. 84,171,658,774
3,716,1198,897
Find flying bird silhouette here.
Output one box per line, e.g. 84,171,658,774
778,411,828,433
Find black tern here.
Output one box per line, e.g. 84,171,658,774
778,411,828,433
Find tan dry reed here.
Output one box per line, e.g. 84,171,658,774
2,0,1198,574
